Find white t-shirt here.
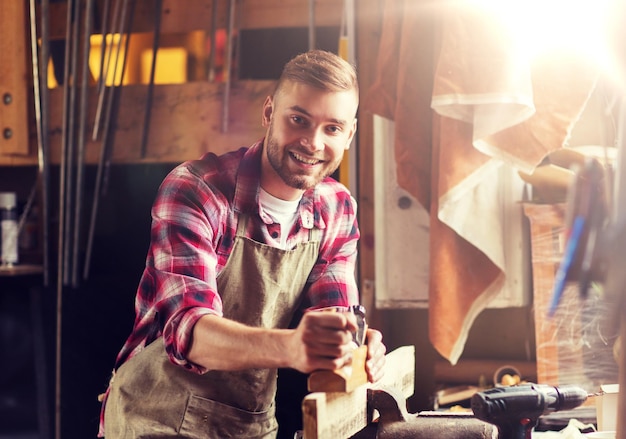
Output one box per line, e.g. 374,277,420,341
258,188,301,249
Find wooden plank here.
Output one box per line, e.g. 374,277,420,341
237,0,343,29
302,345,415,439
131,0,226,35
47,0,221,39
44,1,66,41
376,345,416,400
39,80,271,165
47,0,344,40
0,153,38,166
0,0,31,157
303,386,368,439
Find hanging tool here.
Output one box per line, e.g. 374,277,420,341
549,215,585,316
549,158,609,316
471,384,589,439
139,0,163,158
575,159,608,298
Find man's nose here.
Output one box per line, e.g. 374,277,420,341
300,130,324,151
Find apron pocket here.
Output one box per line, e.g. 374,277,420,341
179,394,278,439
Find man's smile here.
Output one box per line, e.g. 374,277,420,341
291,151,323,166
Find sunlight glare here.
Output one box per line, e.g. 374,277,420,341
466,0,614,69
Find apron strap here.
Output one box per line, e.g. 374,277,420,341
235,212,249,237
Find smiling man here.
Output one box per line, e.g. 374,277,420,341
99,50,386,439
262,76,358,197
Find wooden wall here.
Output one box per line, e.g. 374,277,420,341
0,0,350,166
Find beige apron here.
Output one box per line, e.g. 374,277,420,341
105,215,320,438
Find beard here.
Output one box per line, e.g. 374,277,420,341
265,124,342,191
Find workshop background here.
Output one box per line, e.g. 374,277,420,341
1,0,625,438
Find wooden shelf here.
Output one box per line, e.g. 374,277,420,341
0,264,44,277
1,0,347,166
45,0,345,40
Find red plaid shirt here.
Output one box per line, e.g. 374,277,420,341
99,140,360,435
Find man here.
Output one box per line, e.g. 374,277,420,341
99,49,386,438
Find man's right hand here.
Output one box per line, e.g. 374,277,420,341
287,310,358,374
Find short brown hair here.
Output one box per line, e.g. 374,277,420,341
275,50,359,97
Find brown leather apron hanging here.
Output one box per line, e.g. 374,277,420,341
105,215,321,438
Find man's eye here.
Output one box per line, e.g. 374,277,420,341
291,115,305,125
327,126,341,134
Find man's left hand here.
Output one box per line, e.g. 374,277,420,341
364,329,386,383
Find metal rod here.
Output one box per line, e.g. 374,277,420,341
72,0,95,287
28,0,44,200
30,286,51,439
207,0,219,82
98,0,130,199
39,0,51,290
54,0,75,435
92,0,124,141
95,0,112,95
63,0,82,285
222,0,235,133
84,0,136,280
28,0,50,329
102,0,136,196
28,2,51,436
308,0,316,51
97,0,129,148
139,0,163,158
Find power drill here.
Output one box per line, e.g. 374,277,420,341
471,383,589,439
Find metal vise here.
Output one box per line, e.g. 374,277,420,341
351,386,498,439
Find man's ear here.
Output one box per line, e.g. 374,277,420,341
345,118,357,150
262,96,273,127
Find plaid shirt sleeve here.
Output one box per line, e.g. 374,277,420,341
301,181,361,311
115,164,227,374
